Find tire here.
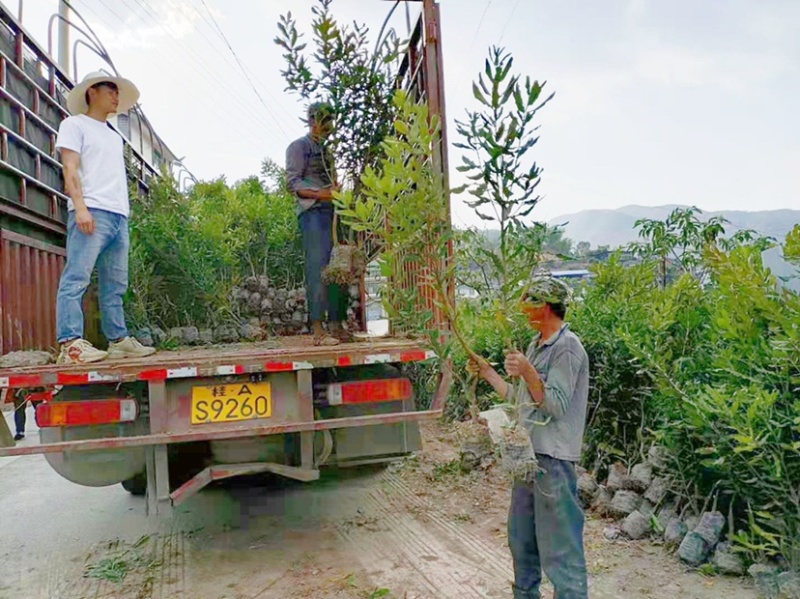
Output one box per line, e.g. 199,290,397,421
121,472,147,496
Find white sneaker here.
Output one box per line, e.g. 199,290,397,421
57,339,109,365
108,336,157,360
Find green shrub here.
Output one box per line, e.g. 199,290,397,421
126,174,303,331
568,210,800,568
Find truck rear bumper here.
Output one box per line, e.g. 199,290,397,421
0,408,443,457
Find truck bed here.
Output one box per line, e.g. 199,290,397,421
0,336,433,390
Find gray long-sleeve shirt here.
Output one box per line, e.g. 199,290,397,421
507,323,589,463
285,134,336,213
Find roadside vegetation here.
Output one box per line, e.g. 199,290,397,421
121,0,800,581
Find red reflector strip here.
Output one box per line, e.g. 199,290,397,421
57,372,90,385
37,399,137,427
327,378,413,406
400,350,428,362
337,356,353,367
139,369,168,381
1,374,42,388
265,362,294,372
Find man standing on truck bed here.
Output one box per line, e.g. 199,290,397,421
54,71,156,365
469,275,589,599
286,102,349,346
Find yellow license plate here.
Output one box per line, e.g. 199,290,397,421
191,382,272,424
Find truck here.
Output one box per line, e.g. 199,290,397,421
0,0,454,516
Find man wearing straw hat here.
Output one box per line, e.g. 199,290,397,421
286,101,349,346
54,71,156,364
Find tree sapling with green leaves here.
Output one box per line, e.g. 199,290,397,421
454,46,555,480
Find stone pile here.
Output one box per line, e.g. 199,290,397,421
579,447,800,598
135,278,362,347
232,276,310,336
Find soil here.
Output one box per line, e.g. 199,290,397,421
1,421,759,599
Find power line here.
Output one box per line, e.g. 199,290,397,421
199,0,289,137
71,0,273,154
186,0,294,125
498,0,523,45
468,0,493,50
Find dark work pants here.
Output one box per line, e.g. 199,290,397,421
507,454,589,599
299,205,344,323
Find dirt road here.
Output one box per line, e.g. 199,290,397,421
0,410,758,598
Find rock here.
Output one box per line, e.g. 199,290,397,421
169,327,184,341
267,288,277,299
664,517,688,546
678,531,710,566
151,327,166,345
244,276,260,292
591,487,613,516
644,476,670,505
609,490,642,519
577,473,599,507
576,465,588,477
777,571,800,599
348,285,359,296
199,329,214,345
656,502,678,533
622,511,652,540
625,463,653,492
214,325,240,344
256,275,270,293
639,499,655,517
182,326,200,345
247,292,262,312
292,311,305,324
135,329,154,348
694,511,726,547
603,525,621,540
248,317,261,328
749,564,781,599
260,298,273,314
713,542,745,576
238,323,260,341
647,445,670,470
606,462,628,492
0,350,54,368
685,514,700,532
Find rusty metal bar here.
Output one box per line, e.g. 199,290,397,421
170,462,319,506
0,122,63,168
0,409,444,457
0,198,66,235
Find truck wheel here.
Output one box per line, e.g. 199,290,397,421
121,472,147,496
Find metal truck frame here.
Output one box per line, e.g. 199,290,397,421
0,0,454,516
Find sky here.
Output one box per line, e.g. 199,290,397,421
5,0,799,227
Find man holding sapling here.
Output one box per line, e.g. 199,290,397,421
468,275,589,599
286,102,349,346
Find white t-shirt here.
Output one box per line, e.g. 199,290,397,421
55,114,130,217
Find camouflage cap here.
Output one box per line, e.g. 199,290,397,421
307,101,334,123
524,274,573,307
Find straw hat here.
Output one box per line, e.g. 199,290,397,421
67,71,140,116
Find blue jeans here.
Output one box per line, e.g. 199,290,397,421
56,208,130,344
299,205,342,323
508,454,588,599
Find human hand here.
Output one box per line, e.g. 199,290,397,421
466,356,493,380
75,207,95,235
504,351,533,378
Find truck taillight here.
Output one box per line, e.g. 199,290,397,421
37,399,138,427
326,378,413,406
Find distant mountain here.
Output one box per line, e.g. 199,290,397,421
548,205,800,288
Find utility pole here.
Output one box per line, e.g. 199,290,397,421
58,0,70,75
